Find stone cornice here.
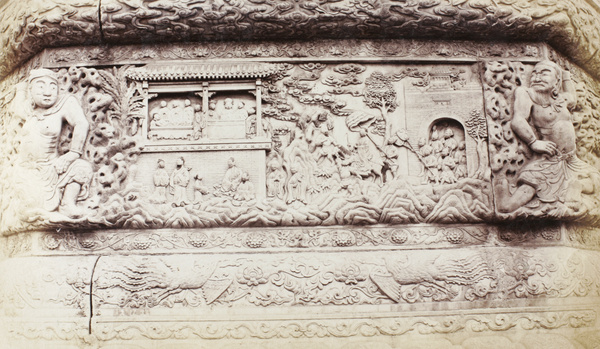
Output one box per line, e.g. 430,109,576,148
1,1,599,80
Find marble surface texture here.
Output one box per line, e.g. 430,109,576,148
0,1,600,348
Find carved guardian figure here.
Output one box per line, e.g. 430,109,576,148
497,61,600,212
18,69,93,218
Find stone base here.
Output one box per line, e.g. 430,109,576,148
1,225,599,348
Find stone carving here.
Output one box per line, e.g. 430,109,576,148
4,69,94,229
149,159,169,204
148,98,202,141
45,40,545,68
567,225,600,250
371,253,495,303
2,2,600,348
0,65,145,234
420,121,468,185
0,0,100,80
90,0,600,78
6,311,596,343
3,0,600,81
64,249,600,310
36,226,498,253
93,257,232,308
0,256,97,315
169,157,191,207
1,59,562,233
485,60,600,220
3,58,599,232
192,173,210,204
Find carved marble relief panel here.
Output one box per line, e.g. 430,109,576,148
484,60,600,223
0,256,96,319
2,55,600,234
88,248,600,313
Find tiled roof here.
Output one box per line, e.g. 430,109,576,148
126,63,280,81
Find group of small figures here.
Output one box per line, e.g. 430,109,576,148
418,125,467,185
149,97,257,140
149,157,255,207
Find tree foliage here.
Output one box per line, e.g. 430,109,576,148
364,72,397,115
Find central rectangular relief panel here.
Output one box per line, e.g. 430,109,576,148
127,62,489,223
131,64,273,205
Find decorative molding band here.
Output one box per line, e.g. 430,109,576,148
8,224,600,259
4,309,596,342
42,40,547,68
13,223,565,255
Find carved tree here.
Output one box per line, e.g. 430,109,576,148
96,66,145,137
465,109,489,179
364,72,397,143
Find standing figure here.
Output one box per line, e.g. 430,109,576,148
193,104,206,140
266,158,286,200
439,148,457,184
420,141,439,184
183,99,195,125
454,142,467,179
246,106,257,138
18,69,93,218
170,157,191,207
150,159,169,204
286,164,307,204
496,60,599,212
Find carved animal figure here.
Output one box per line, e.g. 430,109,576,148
95,258,232,307
370,253,494,302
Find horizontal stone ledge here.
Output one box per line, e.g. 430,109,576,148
3,307,598,342
4,222,598,257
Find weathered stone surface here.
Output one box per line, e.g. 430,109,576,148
1,1,600,348
1,1,600,80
